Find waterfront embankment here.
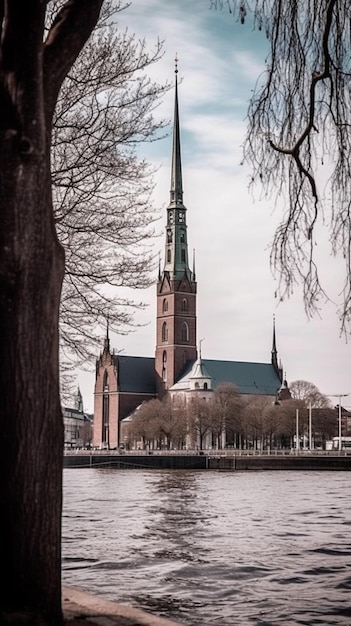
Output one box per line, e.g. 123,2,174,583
63,585,182,626
63,450,351,471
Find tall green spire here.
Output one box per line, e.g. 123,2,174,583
163,58,193,281
170,57,184,207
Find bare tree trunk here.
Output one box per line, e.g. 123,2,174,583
0,2,103,623
0,144,65,621
0,85,65,626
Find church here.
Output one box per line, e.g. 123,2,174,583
93,66,288,450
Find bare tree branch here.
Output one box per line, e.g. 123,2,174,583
44,0,104,120
212,0,351,335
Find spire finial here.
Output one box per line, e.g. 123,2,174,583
158,251,161,281
199,338,205,359
175,54,178,74
104,314,110,353
271,314,278,372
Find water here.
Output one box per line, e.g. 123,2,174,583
62,469,351,625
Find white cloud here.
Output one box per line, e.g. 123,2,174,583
75,0,351,413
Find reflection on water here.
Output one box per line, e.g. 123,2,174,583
62,470,351,625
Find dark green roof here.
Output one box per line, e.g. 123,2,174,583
114,355,281,397
114,355,156,394
176,358,281,396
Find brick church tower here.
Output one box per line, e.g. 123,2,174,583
155,61,197,394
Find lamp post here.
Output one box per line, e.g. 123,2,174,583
308,402,313,450
296,408,299,454
327,394,349,451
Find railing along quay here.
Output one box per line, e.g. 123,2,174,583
64,448,351,457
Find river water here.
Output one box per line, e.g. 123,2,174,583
62,469,351,625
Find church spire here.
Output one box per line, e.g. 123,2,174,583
75,386,83,412
155,59,197,392
103,316,110,353
170,55,183,207
163,58,192,281
271,315,283,382
271,314,277,367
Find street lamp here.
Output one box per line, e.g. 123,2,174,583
327,394,350,451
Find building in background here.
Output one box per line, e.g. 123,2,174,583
64,387,93,448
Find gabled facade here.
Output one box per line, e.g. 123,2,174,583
93,330,155,448
93,64,288,449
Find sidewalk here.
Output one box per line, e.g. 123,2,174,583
63,585,182,626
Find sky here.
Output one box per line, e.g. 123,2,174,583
75,0,350,413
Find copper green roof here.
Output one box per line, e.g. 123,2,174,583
114,355,281,397
173,358,282,396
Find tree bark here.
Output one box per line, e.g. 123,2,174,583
0,2,103,623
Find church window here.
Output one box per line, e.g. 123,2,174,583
167,229,172,243
195,382,199,389
102,393,109,446
180,231,185,243
181,249,186,263
103,369,109,392
204,382,208,390
181,322,189,342
162,351,167,381
162,322,168,342
162,298,168,312
167,249,171,263
181,298,188,312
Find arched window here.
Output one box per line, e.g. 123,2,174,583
167,249,171,263
204,382,208,390
162,322,168,342
195,382,199,389
162,298,168,313
180,231,185,243
181,322,189,342
102,394,109,445
181,298,188,312
181,249,186,263
162,350,167,381
103,369,109,392
102,372,109,446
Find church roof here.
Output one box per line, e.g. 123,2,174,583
112,354,281,397
113,355,156,394
171,358,282,396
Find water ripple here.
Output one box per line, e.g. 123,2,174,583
62,469,351,625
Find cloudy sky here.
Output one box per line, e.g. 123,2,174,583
76,0,350,413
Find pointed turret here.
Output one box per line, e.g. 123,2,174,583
271,315,283,382
103,317,110,354
75,386,83,412
277,377,292,401
271,314,278,368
